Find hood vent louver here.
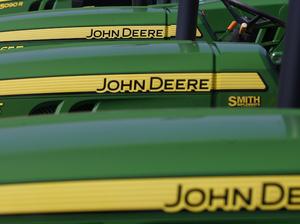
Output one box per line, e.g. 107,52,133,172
69,100,99,113
29,0,56,11
44,0,57,10
28,0,42,11
29,101,62,116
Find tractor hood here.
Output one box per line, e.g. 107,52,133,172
0,40,277,117
0,108,299,223
0,6,168,48
1,108,299,183
0,0,288,50
0,0,288,18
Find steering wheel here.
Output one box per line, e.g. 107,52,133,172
221,0,285,30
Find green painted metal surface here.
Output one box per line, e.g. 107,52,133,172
0,1,297,223
1,108,300,183
0,0,287,119
0,0,287,57
0,108,299,223
0,40,277,118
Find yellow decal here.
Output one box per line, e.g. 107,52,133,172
0,1,23,10
0,25,201,42
0,45,24,51
228,96,261,107
0,176,299,215
0,73,266,96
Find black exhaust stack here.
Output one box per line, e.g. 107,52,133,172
176,0,199,40
279,0,300,108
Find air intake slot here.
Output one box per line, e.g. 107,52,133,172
29,101,62,116
69,100,99,113
28,0,42,11
44,0,56,9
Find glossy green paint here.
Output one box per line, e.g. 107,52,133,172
199,0,288,31
214,42,278,106
0,108,300,223
169,0,288,59
0,0,286,118
0,40,277,118
0,2,296,223
0,0,288,121
0,0,287,54
0,0,71,15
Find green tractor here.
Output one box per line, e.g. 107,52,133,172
0,0,300,223
0,0,289,118
0,0,287,63
0,108,300,224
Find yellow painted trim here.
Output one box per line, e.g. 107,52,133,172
166,25,202,38
0,175,299,215
214,73,266,90
0,25,201,42
0,73,266,96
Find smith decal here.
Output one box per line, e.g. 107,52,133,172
228,96,261,107
0,176,299,215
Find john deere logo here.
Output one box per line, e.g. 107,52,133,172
164,183,300,213
0,73,266,97
87,27,165,39
0,25,201,42
96,76,211,93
